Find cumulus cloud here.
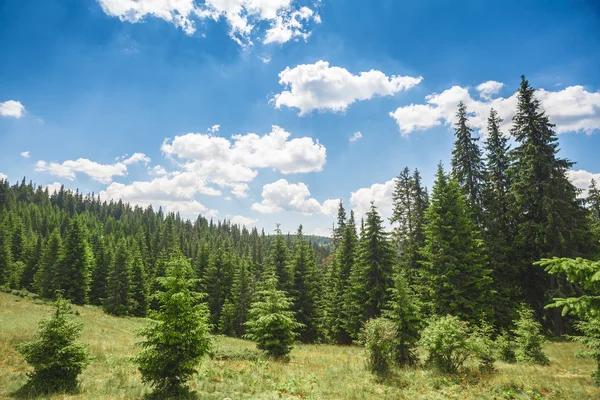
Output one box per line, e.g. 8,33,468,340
567,169,600,197
230,215,258,226
97,0,319,46
349,131,363,143
148,165,168,177
21,151,31,158
272,61,423,115
44,182,64,194
350,178,397,218
390,82,600,136
0,172,7,181
36,152,150,183
252,179,338,215
0,100,25,118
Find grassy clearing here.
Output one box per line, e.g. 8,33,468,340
1,292,599,400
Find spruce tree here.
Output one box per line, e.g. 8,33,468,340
451,101,485,226
203,244,228,326
54,217,92,305
134,256,212,397
21,234,42,291
219,257,252,337
268,225,291,292
104,239,133,316
390,167,413,258
333,201,347,247
34,229,62,298
89,236,112,306
0,219,13,287
130,246,149,317
508,75,589,334
347,203,395,339
290,225,320,343
420,163,492,324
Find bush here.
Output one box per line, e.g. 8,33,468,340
419,315,471,373
360,318,397,378
495,330,516,363
512,308,549,365
133,257,212,397
244,275,303,360
469,321,497,373
16,294,90,393
570,317,600,385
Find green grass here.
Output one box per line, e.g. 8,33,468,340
1,292,599,400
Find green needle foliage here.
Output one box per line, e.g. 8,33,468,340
16,293,90,394
133,256,212,398
512,307,549,365
419,315,472,374
245,273,303,360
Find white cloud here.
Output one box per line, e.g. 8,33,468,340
97,0,319,46
21,151,31,158
148,165,168,177
0,173,7,181
0,100,25,118
272,61,423,115
208,124,220,133
390,82,600,136
230,215,258,226
252,179,338,215
567,169,600,197
350,178,397,218
476,81,504,100
36,152,151,183
44,182,63,194
260,56,271,64
349,131,363,143
123,152,151,165
311,227,331,237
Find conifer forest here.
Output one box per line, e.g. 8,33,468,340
2,76,600,399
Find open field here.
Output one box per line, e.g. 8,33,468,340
1,292,599,400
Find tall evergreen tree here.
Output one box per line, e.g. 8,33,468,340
333,201,347,247
21,234,42,291
390,167,413,257
508,75,589,334
89,237,112,306
0,218,13,286
290,225,320,343
347,203,395,339
268,226,291,292
130,245,149,317
203,244,229,326
420,163,492,324
219,257,252,337
34,229,62,298
451,101,485,226
104,239,133,316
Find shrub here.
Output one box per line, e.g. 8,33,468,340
419,315,471,373
16,294,90,393
133,257,212,397
469,321,497,373
244,275,303,360
495,330,516,363
570,317,600,385
360,317,397,378
512,307,549,365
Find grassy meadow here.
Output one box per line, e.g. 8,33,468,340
1,292,599,400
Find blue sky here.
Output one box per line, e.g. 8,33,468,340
1,0,600,236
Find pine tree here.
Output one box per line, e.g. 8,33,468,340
420,163,492,324
219,257,252,337
34,229,62,298
89,237,112,306
54,217,92,305
104,239,133,316
347,203,395,339
203,244,228,326
390,167,413,258
21,234,42,291
134,256,212,397
482,108,516,327
383,271,422,365
130,246,149,317
333,201,347,247
508,75,589,334
588,179,600,258
245,273,303,360
16,294,90,393
290,225,320,343
0,219,13,287
451,101,485,226
268,225,291,292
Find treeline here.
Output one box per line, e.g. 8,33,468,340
2,75,600,346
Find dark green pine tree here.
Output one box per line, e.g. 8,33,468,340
588,179,600,259
54,217,92,305
268,225,291,293
390,167,413,258
347,203,395,339
508,75,590,334
130,245,149,317
219,257,252,337
451,101,485,226
383,271,422,366
11,218,27,264
482,108,517,327
333,201,347,247
21,234,42,291
420,163,492,324
203,244,228,327
89,237,112,306
34,229,62,298
0,219,13,286
104,239,133,316
290,225,320,343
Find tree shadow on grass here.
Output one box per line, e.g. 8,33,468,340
10,379,81,399
142,388,200,400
